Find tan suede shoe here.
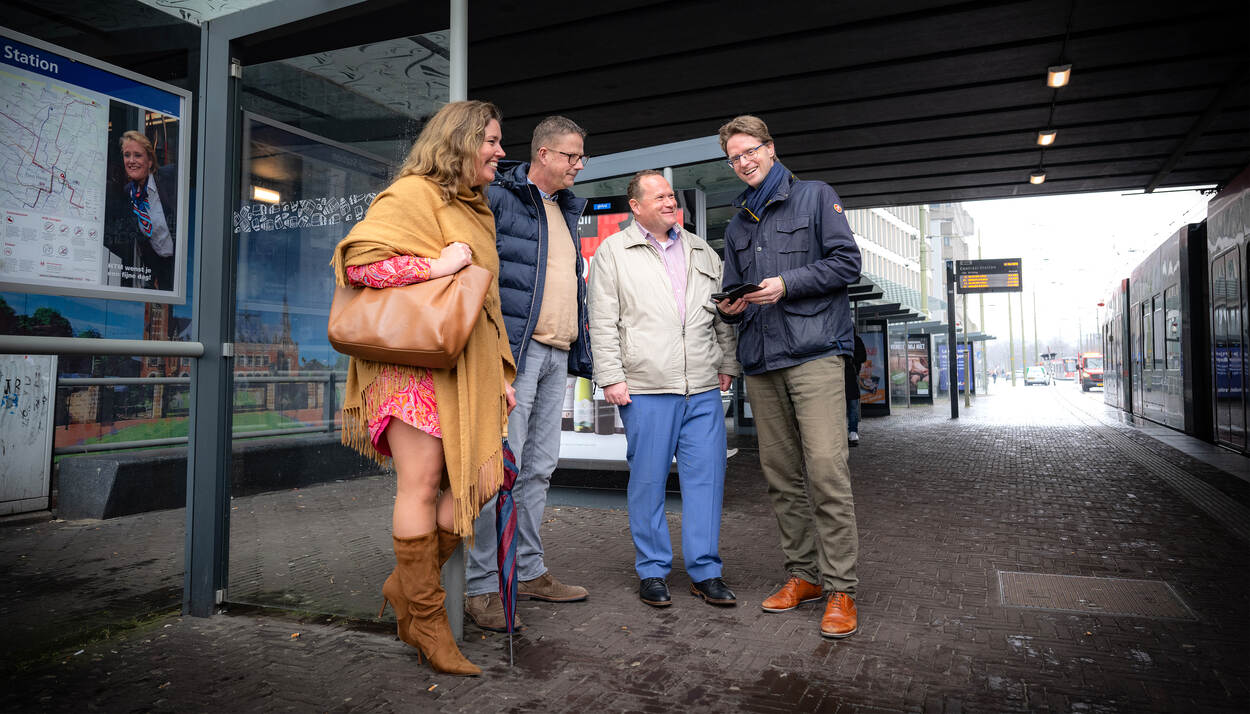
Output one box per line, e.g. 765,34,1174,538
464,593,525,633
820,592,858,639
761,576,824,612
518,572,588,602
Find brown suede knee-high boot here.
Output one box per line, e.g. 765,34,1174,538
380,531,479,675
379,528,462,645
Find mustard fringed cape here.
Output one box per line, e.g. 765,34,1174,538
330,175,516,539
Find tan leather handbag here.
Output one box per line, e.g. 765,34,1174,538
327,264,492,369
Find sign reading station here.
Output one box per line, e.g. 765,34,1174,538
955,258,1022,294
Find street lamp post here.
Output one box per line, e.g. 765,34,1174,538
1019,287,1027,369
1007,292,1017,386
1032,286,1040,364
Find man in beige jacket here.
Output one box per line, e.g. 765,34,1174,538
587,170,739,608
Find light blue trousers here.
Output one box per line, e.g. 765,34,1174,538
466,340,568,595
619,389,726,582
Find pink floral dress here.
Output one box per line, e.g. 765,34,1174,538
344,255,441,454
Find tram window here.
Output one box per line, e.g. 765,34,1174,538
1142,301,1153,369
1165,286,1181,370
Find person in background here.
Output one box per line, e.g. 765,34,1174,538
331,100,516,676
464,116,594,632
846,330,867,447
714,114,864,639
588,170,739,608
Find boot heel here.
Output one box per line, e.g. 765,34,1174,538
378,598,389,618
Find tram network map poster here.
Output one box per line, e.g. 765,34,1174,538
0,28,190,303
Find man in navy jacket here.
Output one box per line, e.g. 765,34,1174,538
465,116,593,632
716,115,864,639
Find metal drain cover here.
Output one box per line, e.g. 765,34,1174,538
998,571,1196,620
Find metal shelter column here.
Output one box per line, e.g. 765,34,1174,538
444,0,468,641
184,17,237,618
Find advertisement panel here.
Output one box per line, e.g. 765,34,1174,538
858,329,887,404
0,28,190,303
906,334,932,400
889,335,907,402
936,342,975,393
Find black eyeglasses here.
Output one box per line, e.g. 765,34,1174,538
726,143,767,167
545,148,589,167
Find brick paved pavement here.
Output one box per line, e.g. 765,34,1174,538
2,384,1248,713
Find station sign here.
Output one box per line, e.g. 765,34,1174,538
955,258,1022,293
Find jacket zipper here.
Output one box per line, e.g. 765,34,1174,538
519,185,543,369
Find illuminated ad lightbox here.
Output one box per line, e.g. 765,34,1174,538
1,28,191,303
857,328,887,405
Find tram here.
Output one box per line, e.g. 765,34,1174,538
1099,165,1249,452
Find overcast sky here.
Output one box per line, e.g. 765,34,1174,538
960,188,1212,354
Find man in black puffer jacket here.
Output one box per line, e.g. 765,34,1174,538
464,116,593,633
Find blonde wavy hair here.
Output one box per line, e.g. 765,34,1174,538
119,130,158,169
398,100,501,203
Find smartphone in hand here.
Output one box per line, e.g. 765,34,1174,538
711,283,763,302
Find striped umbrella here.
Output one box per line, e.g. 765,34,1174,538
496,440,519,665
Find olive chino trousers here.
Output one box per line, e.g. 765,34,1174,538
745,354,859,595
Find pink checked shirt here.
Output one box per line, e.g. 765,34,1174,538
640,224,687,323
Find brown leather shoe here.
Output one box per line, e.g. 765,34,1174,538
465,592,526,633
519,572,588,602
761,576,824,612
820,592,858,639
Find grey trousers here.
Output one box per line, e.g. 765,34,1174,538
745,354,859,594
465,340,568,595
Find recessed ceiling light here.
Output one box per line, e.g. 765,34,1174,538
1047,64,1071,88
1037,130,1057,146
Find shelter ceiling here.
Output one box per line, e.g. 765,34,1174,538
469,0,1249,208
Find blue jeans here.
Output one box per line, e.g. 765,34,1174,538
847,398,860,433
466,340,568,595
619,389,726,582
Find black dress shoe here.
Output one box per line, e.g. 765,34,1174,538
639,577,671,607
690,577,737,606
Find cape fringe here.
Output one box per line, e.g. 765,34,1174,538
339,363,505,541
455,447,504,545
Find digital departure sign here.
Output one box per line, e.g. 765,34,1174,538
955,258,1022,293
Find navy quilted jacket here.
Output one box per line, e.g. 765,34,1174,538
488,160,592,377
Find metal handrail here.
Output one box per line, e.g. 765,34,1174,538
0,336,205,357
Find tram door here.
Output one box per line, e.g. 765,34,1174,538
1211,250,1246,449
1132,301,1145,415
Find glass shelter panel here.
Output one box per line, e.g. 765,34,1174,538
226,32,449,617
0,0,201,668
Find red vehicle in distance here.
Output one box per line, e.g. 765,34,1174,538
1077,352,1104,391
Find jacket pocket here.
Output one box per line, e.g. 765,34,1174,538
731,241,755,278
781,294,835,356
775,214,812,271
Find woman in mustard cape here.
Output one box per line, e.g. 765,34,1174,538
331,100,515,675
